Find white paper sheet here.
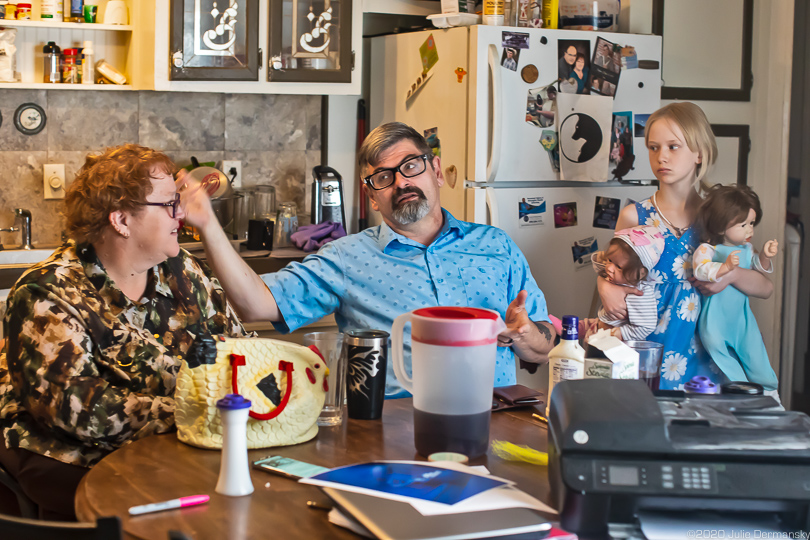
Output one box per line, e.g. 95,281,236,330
638,510,787,540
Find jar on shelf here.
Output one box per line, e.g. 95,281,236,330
4,2,15,20
62,48,79,84
16,2,32,19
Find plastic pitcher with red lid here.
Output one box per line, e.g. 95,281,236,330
391,306,506,459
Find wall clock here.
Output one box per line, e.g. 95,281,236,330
14,103,46,136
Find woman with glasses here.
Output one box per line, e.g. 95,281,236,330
0,144,246,520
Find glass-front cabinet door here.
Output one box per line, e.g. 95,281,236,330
170,0,260,81
267,0,353,83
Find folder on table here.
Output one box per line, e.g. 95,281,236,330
322,487,553,540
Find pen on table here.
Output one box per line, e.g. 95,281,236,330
129,494,210,516
307,501,333,511
532,413,548,424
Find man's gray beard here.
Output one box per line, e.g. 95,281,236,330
392,198,430,225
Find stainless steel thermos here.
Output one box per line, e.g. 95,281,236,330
43,41,61,83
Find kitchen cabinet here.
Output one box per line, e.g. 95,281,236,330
0,0,153,90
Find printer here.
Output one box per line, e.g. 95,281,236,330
548,379,810,535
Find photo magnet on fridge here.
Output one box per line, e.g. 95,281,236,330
526,84,557,128
424,127,441,159
610,112,635,181
501,48,520,72
588,36,621,98
518,197,546,228
502,31,530,50
634,114,650,138
571,237,599,269
554,202,577,228
558,39,591,95
557,93,613,182
593,196,621,229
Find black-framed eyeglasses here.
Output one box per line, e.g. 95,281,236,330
140,193,181,218
363,154,431,190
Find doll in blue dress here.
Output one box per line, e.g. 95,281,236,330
693,184,779,390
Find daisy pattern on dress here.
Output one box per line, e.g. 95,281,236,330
671,255,687,280
662,352,688,381
641,199,654,210
678,293,700,322
654,288,662,302
648,269,664,284
655,307,671,335
644,213,667,235
688,336,698,355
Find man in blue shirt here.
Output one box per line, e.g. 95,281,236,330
182,122,556,397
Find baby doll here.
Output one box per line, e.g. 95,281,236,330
582,226,665,341
693,184,779,390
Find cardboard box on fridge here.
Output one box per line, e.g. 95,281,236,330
583,330,639,380
442,0,475,13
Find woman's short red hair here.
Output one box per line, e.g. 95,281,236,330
65,144,175,244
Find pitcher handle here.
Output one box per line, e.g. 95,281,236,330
391,312,414,394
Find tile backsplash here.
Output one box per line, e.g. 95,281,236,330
0,90,321,247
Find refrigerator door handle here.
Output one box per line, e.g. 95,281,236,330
486,44,502,183
485,187,499,228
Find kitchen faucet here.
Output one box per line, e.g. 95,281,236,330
0,209,33,250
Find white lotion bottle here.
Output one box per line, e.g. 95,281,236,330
546,315,585,417
215,394,255,497
82,40,94,84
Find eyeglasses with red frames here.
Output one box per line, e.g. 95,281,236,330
140,193,181,218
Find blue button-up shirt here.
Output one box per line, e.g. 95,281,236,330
262,210,549,397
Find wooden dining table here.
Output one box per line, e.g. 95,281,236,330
75,399,553,540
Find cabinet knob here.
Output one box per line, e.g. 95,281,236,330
172,51,183,68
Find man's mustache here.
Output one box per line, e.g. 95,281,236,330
392,186,427,207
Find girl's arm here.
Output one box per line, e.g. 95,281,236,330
692,266,774,299
598,204,643,319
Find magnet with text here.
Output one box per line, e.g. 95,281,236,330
571,236,598,269
519,196,546,228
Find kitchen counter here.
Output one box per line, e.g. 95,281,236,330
0,245,308,289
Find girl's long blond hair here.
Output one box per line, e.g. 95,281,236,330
644,102,717,195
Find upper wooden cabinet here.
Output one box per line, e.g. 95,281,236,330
266,0,353,84
169,0,260,81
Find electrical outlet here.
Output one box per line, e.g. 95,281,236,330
43,164,66,199
222,160,242,189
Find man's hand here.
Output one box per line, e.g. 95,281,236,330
498,290,532,347
497,291,556,364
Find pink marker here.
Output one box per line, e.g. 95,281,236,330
128,494,210,516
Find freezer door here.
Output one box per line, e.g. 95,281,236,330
473,184,656,318
369,28,471,220
467,26,662,183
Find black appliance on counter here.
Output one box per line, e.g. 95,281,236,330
548,379,810,535
311,165,346,229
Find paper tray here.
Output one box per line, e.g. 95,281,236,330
427,12,480,28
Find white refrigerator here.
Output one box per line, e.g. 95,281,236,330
369,26,661,321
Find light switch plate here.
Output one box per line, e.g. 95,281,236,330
44,164,66,199
221,160,242,189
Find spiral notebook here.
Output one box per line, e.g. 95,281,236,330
322,487,553,540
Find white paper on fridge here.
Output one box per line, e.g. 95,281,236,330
584,329,639,379
557,94,613,182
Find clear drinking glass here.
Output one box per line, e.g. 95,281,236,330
303,332,347,427
626,340,663,391
252,185,276,220
273,202,298,249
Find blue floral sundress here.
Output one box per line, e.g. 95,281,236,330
635,199,720,390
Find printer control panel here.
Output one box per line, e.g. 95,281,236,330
590,461,717,495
